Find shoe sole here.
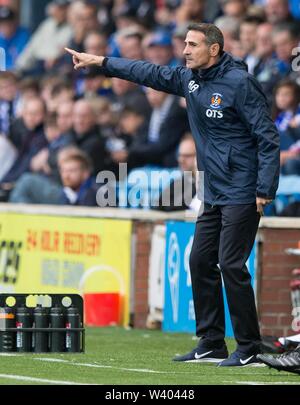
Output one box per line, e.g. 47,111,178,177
218,362,266,368
184,358,228,363
265,365,300,374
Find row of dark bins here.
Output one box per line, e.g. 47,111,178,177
0,304,82,353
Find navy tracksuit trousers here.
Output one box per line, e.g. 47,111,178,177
189,203,261,354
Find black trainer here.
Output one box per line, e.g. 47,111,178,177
218,350,264,367
173,344,229,363
257,346,300,375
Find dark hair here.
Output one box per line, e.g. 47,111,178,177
51,81,74,98
187,23,224,55
272,79,300,118
60,150,93,173
0,71,18,82
241,15,265,26
273,22,300,40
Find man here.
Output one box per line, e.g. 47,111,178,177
239,16,264,74
66,22,280,367
0,5,30,70
257,345,300,375
112,87,189,169
0,71,19,136
67,99,107,175
58,150,97,206
16,0,72,74
253,22,284,104
152,133,197,212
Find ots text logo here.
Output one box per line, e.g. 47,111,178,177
206,93,223,119
188,80,199,93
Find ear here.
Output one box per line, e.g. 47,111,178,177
210,43,220,57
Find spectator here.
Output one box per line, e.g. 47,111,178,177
273,79,300,136
0,97,47,200
0,71,19,136
16,77,41,115
66,99,108,174
265,0,294,24
58,150,97,206
0,5,30,70
10,114,74,204
253,22,284,102
78,66,112,98
214,15,240,54
239,15,265,74
10,147,97,206
16,0,72,75
66,0,100,54
172,23,189,65
109,105,146,174
112,88,189,168
152,133,197,211
175,0,207,24
272,80,300,173
272,23,300,74
118,29,145,60
143,31,177,66
220,0,249,20
84,31,108,57
46,80,75,112
110,77,151,119
56,100,74,135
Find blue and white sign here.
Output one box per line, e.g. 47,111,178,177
163,221,257,336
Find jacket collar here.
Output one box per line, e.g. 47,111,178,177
194,52,248,81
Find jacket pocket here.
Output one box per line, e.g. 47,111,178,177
205,141,232,188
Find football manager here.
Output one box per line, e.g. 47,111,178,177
66,22,280,367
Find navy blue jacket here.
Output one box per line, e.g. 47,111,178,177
102,52,280,205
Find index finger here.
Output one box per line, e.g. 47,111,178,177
65,48,78,57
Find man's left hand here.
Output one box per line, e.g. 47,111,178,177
256,197,272,216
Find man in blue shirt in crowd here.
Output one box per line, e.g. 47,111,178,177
0,6,30,70
66,22,280,367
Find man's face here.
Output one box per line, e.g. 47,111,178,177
22,100,45,131
178,139,196,172
84,33,107,56
255,23,274,58
0,78,18,101
57,102,74,133
0,20,16,38
183,30,211,69
73,102,95,135
120,37,143,60
273,30,297,62
239,22,257,54
145,45,173,66
60,160,89,190
266,0,289,24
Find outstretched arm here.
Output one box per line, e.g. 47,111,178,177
65,48,186,97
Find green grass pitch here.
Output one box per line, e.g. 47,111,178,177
0,327,299,385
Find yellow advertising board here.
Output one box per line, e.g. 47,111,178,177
0,213,132,325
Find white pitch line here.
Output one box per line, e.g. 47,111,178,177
223,380,300,385
0,373,98,385
34,357,199,375
34,357,170,374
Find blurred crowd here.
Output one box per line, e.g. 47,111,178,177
0,0,300,211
